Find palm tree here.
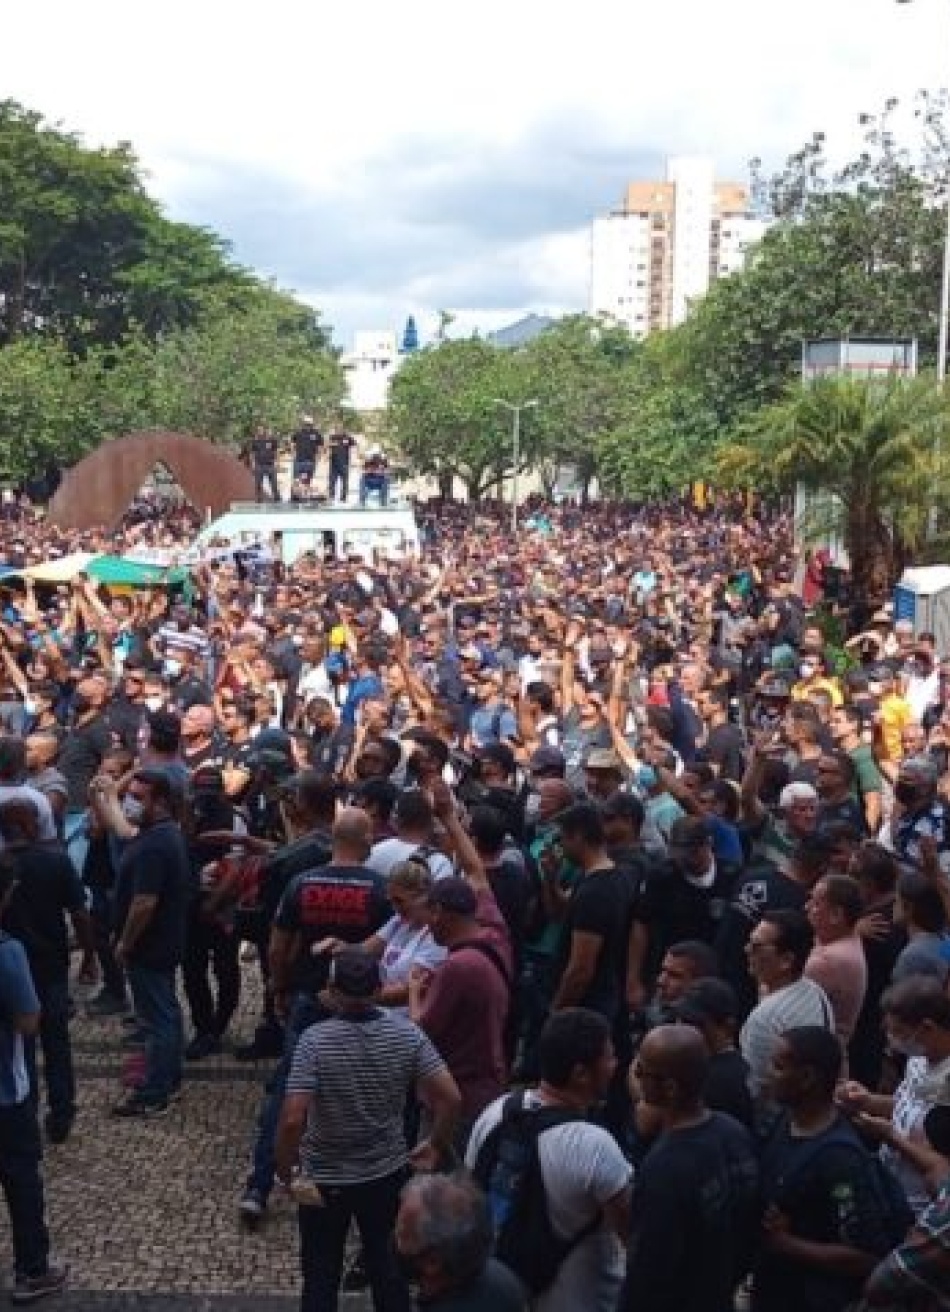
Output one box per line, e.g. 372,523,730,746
717,374,950,601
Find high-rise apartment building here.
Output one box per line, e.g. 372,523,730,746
590,156,768,337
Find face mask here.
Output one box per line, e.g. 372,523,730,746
524,793,542,823
164,659,182,680
145,695,164,713
894,781,920,807
291,634,304,648
799,663,815,680
637,765,657,791
23,698,37,716
122,797,145,826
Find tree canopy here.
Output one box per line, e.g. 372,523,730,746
0,100,344,483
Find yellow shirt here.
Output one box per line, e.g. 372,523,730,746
791,676,844,706
879,694,913,763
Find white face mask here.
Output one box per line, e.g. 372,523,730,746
23,698,38,716
164,659,182,680
799,663,815,680
145,695,164,713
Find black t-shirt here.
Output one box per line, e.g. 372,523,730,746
274,861,390,992
620,1112,759,1312
819,796,867,835
486,855,531,966
756,1115,897,1312
705,723,746,783
715,863,807,1017
114,819,190,971
704,1049,754,1128
293,427,322,462
312,724,355,778
108,698,146,752
251,435,279,468
60,714,114,810
848,898,906,1089
634,859,738,986
328,431,355,465
2,843,87,984
555,865,633,1021
259,828,333,924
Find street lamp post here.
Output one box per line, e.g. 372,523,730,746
492,398,538,534
898,0,950,380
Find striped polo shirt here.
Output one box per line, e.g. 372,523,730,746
287,1009,445,1184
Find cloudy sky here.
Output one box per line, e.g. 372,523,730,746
6,0,949,345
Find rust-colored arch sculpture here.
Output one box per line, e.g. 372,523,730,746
47,430,255,531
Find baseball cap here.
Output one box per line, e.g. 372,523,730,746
329,948,381,999
427,877,478,916
530,745,566,775
675,979,740,1027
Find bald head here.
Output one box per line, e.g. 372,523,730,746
638,1024,709,1107
332,806,373,862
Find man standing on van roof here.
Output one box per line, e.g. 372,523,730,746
250,425,280,504
328,428,356,503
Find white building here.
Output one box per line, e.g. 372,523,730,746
340,330,402,411
589,156,768,337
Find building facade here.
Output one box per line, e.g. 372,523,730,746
590,156,767,337
340,330,403,411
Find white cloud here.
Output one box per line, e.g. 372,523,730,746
5,0,949,342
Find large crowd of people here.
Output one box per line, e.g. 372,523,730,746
0,486,949,1312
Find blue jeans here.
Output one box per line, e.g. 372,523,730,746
24,976,75,1126
0,1099,50,1279
247,993,324,1200
298,1169,411,1312
127,965,183,1102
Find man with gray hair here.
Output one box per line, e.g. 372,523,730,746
394,1172,525,1310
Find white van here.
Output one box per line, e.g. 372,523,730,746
190,501,422,565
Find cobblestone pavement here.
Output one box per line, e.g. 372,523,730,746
0,969,370,1309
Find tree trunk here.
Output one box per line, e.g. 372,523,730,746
437,469,453,500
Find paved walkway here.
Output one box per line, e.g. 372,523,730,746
0,971,368,1308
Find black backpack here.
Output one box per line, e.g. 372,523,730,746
471,1090,598,1294
774,1118,913,1251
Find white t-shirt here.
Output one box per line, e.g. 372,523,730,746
465,1092,631,1312
376,916,446,1013
368,837,453,882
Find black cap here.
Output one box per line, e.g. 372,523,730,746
329,948,381,999
676,979,740,1026
530,745,566,776
427,877,478,916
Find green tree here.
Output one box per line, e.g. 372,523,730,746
595,329,718,498
0,99,249,352
388,337,531,498
716,374,950,598
519,315,639,499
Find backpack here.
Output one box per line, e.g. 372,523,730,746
774,1119,913,1251
471,1090,599,1294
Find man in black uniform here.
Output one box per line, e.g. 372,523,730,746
250,425,280,503
291,416,323,491
327,428,356,503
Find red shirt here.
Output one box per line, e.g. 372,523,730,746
418,889,511,1119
